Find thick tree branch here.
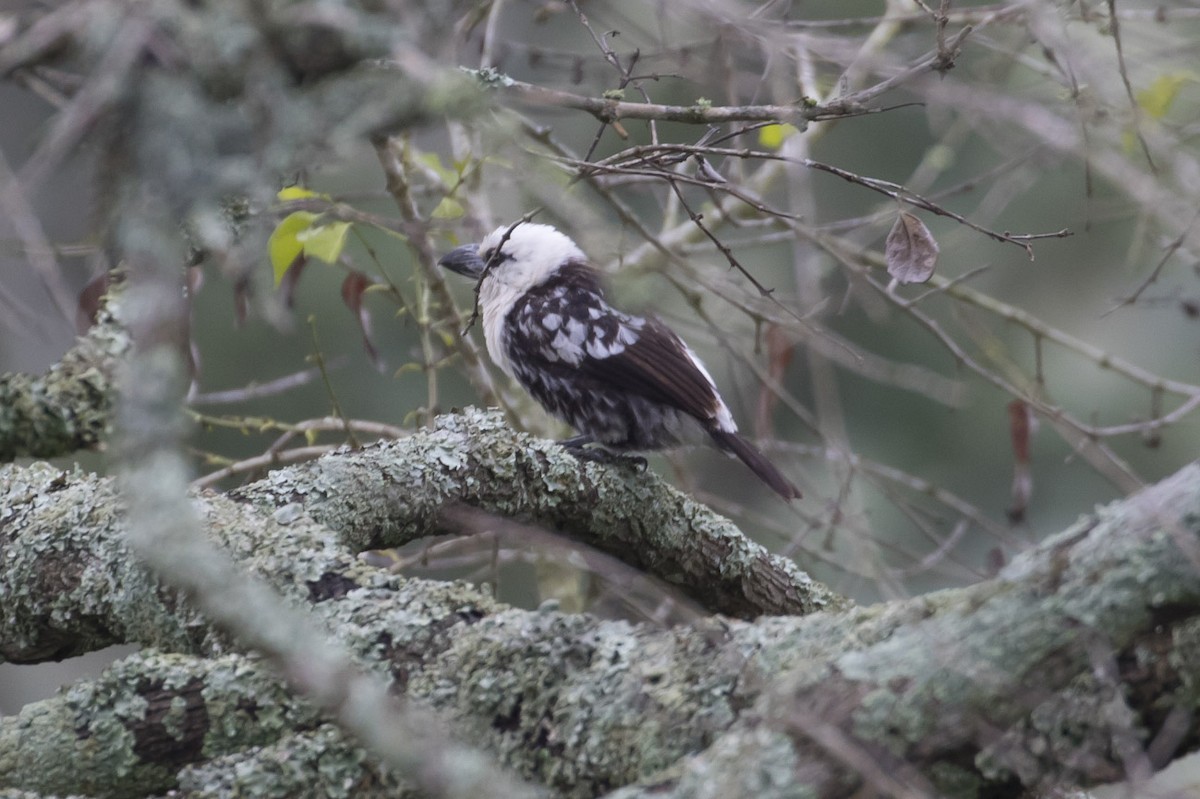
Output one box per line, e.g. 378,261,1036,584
0,284,127,461
2,460,1199,797
228,408,840,619
0,408,837,667
610,462,1200,798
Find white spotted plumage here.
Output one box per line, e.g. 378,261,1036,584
475,224,584,377
439,222,801,500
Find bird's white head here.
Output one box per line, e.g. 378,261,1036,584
439,223,584,293
438,222,589,376
480,222,585,292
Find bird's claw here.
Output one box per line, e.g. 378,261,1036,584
620,453,649,472
559,441,647,472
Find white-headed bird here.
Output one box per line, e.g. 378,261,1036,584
439,222,800,500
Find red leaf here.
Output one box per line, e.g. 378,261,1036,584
75,273,111,335
1008,400,1032,465
233,278,250,327
1007,400,1034,523
755,324,795,439
341,270,383,371
985,547,1007,577
278,255,308,311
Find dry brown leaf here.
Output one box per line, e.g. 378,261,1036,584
886,211,939,284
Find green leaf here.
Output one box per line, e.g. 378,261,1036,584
758,123,798,150
296,221,351,264
269,211,318,285
393,362,425,377
277,186,322,202
431,197,465,219
1137,72,1196,119
418,152,459,184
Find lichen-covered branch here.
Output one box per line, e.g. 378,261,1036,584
2,460,1200,798
608,462,1200,798
228,408,841,619
0,286,127,462
0,408,834,668
0,651,326,797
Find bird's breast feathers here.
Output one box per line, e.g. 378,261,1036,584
513,277,644,366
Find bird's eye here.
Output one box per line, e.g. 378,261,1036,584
483,248,512,265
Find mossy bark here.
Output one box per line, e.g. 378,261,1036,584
3,437,1199,797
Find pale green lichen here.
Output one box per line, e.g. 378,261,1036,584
230,407,840,619
0,284,130,462
460,66,515,88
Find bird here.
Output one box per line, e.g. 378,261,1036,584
438,221,801,500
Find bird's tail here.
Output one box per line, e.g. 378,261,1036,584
708,430,801,501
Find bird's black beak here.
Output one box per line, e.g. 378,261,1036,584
438,244,485,279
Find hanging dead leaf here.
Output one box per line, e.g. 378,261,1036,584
341,270,383,371
1006,400,1034,524
755,323,795,439
885,211,939,284
1008,400,1032,467
277,256,307,313
75,272,111,334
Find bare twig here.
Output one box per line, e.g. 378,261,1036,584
462,211,541,335
188,360,347,405
0,136,77,326
1105,0,1156,172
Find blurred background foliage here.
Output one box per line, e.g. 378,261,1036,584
2,0,1199,707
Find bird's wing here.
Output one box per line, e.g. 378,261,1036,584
579,317,723,424
506,270,724,426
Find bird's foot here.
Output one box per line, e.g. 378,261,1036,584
557,438,647,472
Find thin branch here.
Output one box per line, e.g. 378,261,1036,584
0,134,77,326
565,141,1071,255
371,136,504,407
306,316,360,449
501,77,823,124
188,360,347,405
1105,207,1200,315
1105,0,1156,172
193,444,335,490
462,211,542,335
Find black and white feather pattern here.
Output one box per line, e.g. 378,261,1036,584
504,262,732,450
442,223,801,500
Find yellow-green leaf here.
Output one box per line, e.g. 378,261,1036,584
431,197,465,219
393,362,425,378
269,211,318,285
277,186,323,201
418,152,459,183
1137,72,1196,119
296,221,351,264
758,123,798,150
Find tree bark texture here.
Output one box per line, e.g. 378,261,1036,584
2,413,1199,798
